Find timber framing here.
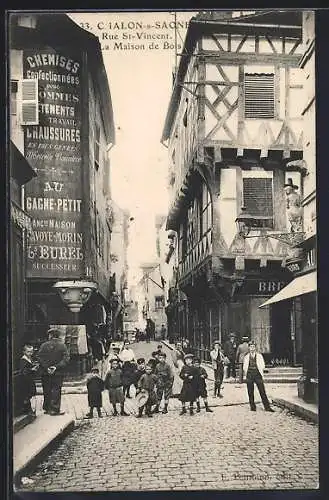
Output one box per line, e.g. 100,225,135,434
198,51,301,67
161,12,302,143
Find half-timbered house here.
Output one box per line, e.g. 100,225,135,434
162,10,306,364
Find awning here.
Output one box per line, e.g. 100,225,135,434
259,271,317,308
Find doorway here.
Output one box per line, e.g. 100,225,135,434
270,301,293,363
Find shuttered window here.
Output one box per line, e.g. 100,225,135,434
243,177,274,228
21,79,39,125
244,73,275,119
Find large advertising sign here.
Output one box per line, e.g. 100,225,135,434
23,48,84,278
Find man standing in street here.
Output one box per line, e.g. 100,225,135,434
37,328,70,415
210,341,225,398
243,341,275,412
235,336,250,384
160,324,167,340
223,332,238,379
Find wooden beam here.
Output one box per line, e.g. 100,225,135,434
211,34,224,51
236,35,248,53
227,33,231,52
237,65,244,145
199,22,301,39
214,146,222,163
197,80,239,86
200,51,301,67
289,40,301,55
204,99,238,142
266,36,277,54
205,97,234,138
197,42,206,142
211,84,232,110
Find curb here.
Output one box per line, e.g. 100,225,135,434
13,413,36,434
14,416,75,486
271,397,318,424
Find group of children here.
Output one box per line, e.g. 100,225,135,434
85,344,214,419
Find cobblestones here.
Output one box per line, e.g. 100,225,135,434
17,402,318,492
17,342,319,492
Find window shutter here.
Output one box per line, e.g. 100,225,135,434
21,79,39,125
244,73,275,119
243,178,273,216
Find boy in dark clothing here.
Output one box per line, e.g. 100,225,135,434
193,358,213,413
18,345,38,415
85,367,104,418
136,363,158,417
154,352,174,414
104,358,129,416
148,351,160,372
133,358,146,392
179,354,198,415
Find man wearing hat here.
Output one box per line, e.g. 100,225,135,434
37,328,70,415
223,333,238,379
235,336,250,384
210,341,225,397
243,341,275,412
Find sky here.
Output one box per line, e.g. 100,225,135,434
68,11,196,285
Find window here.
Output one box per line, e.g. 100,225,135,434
11,80,18,115
202,184,212,236
155,295,165,310
244,73,275,119
94,124,100,170
21,79,39,125
243,177,274,229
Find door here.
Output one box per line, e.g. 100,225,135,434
228,301,250,340
270,300,292,363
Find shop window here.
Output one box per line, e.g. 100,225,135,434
244,73,275,119
243,176,274,229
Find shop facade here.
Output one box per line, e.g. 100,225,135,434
10,13,115,374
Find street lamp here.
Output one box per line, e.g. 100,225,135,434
53,280,98,313
235,207,305,246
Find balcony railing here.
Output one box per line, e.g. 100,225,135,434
178,229,213,280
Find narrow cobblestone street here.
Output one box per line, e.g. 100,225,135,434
17,342,319,492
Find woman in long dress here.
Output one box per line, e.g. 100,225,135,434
171,341,185,396
119,339,136,398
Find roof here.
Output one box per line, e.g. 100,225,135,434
161,10,302,143
10,13,115,145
